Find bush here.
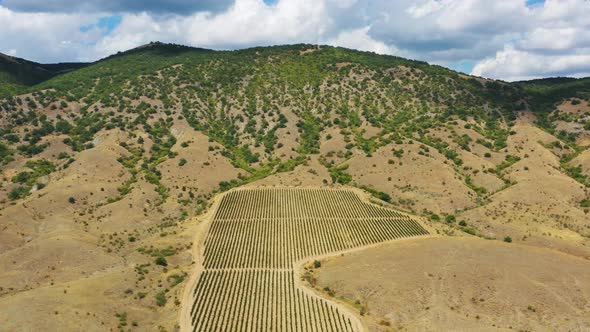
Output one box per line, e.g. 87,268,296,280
155,291,166,307
12,171,32,184
57,152,69,159
154,257,168,266
313,260,321,268
329,164,352,185
445,214,456,223
178,158,187,166
9,187,28,200
504,236,512,243
462,227,476,235
68,197,76,204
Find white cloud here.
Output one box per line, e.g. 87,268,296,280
1,0,233,14
470,0,590,80
326,26,397,55
367,0,531,62
521,27,590,52
0,6,102,62
185,0,328,46
407,0,448,18
93,0,365,59
1,0,590,81
472,46,590,81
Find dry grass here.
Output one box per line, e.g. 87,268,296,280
315,236,590,332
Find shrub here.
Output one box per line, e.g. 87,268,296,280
4,134,19,143
178,158,187,166
68,197,76,204
155,292,166,307
445,214,456,223
12,171,32,184
57,152,69,159
313,260,321,268
9,187,28,200
462,227,476,235
167,274,186,287
154,257,168,266
329,164,352,184
504,236,512,243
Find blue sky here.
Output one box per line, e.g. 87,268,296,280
0,0,589,81
447,61,477,75
80,15,122,35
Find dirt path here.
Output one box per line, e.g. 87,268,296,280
178,191,227,332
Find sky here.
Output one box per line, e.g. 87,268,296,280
0,0,589,81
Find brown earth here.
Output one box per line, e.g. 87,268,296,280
313,236,590,332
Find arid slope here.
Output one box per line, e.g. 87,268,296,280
313,237,590,332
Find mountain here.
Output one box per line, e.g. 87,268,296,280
0,52,88,97
0,43,589,331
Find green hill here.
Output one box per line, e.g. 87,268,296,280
0,52,88,97
2,43,589,184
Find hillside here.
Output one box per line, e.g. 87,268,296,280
313,237,590,331
0,52,87,97
0,43,589,331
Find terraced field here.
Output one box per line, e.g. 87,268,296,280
187,188,429,332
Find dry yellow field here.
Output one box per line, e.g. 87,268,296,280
313,237,590,332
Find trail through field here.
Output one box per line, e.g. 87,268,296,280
181,187,429,332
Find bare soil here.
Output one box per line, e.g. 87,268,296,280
314,236,590,332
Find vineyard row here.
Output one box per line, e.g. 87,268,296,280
190,270,357,332
214,188,406,220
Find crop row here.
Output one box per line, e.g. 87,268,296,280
214,188,405,220
190,269,357,332
203,215,427,269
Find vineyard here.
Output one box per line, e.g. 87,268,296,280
189,188,429,332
